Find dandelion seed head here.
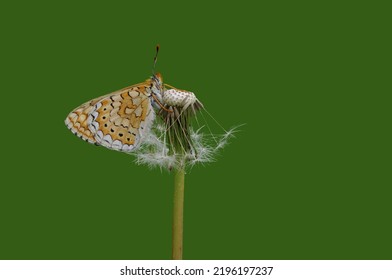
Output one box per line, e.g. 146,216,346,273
132,88,242,171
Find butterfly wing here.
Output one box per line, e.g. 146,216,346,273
65,97,101,144
65,80,156,153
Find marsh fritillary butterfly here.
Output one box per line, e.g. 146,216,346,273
65,46,201,153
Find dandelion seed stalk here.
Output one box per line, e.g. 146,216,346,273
172,168,185,260
164,108,194,260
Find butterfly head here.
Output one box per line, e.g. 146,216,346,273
153,72,163,83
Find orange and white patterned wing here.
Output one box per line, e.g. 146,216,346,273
65,97,102,145
65,81,155,153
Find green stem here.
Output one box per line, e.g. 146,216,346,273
172,168,185,260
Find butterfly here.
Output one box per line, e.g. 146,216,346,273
65,46,202,153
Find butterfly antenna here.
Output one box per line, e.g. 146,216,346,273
152,44,160,74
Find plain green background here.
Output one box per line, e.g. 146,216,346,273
1,1,390,259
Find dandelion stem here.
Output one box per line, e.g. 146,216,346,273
172,168,185,260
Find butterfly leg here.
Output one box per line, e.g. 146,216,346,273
152,93,173,113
